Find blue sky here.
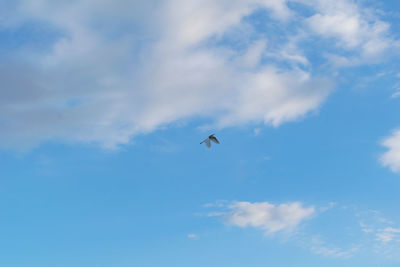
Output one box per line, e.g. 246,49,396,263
1,0,400,266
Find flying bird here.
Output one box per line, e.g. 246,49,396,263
200,134,220,148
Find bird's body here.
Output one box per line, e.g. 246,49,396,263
200,134,220,148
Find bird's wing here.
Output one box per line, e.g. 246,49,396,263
210,136,220,144
205,138,211,148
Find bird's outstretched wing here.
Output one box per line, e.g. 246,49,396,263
200,138,211,148
210,136,220,144
204,138,211,148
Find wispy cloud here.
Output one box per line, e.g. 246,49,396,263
308,237,359,258
376,228,400,243
356,209,400,259
206,202,400,259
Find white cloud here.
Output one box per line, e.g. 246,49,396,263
355,209,400,258
380,130,400,173
301,0,393,59
161,0,291,48
220,201,315,234
0,0,397,150
307,14,362,48
207,202,400,259
0,0,335,150
240,40,267,68
376,227,400,243
187,233,199,240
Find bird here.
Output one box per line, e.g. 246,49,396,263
200,134,220,148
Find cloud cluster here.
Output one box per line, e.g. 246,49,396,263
212,201,315,234
303,0,393,58
0,0,397,149
380,130,400,173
